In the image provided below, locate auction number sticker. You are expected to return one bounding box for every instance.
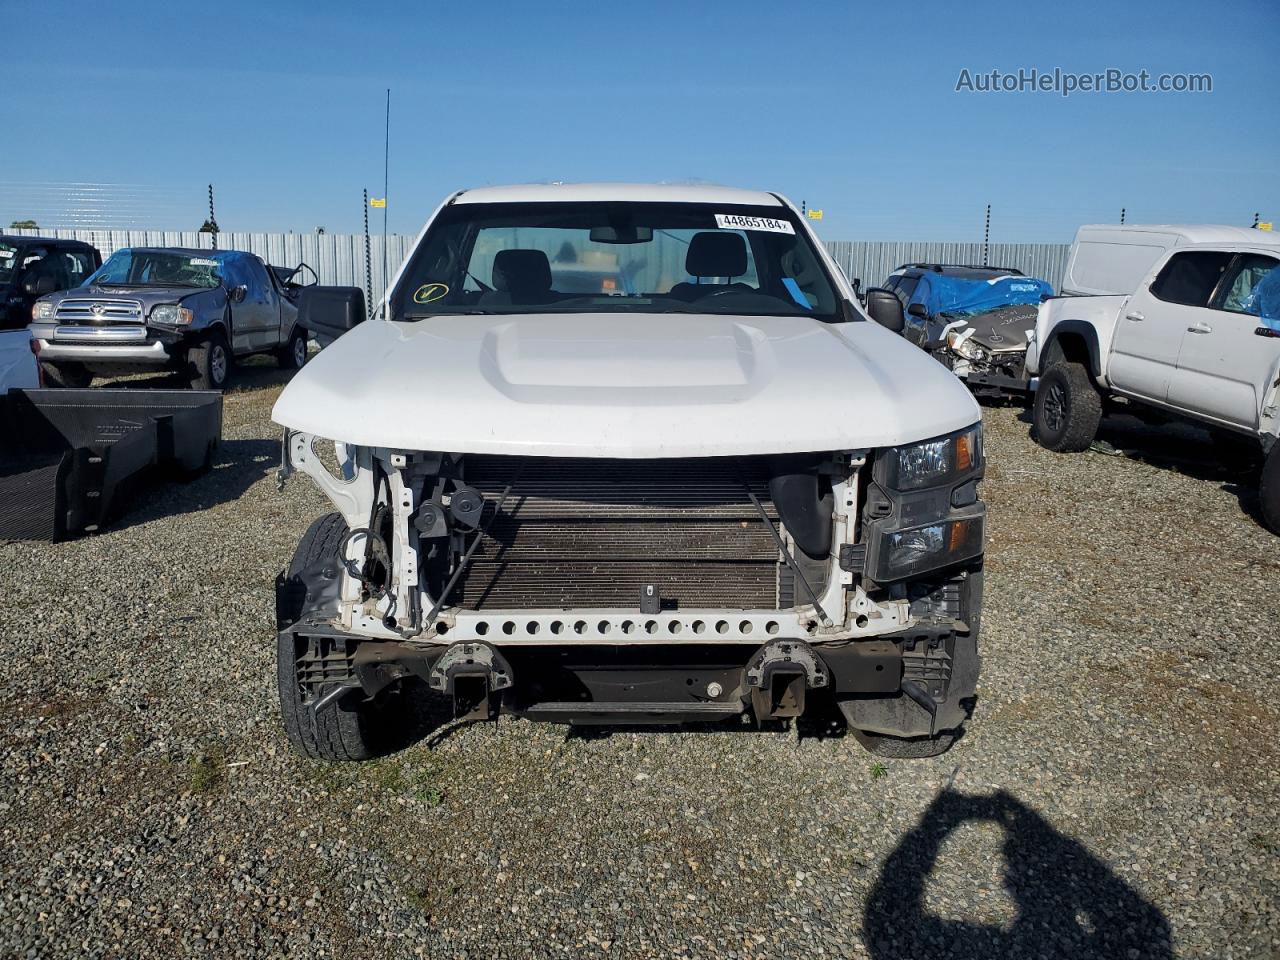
[714,214,795,235]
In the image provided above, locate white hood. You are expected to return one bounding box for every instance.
[272,314,980,457]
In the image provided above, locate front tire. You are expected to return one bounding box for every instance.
[1261,443,1280,535]
[187,329,231,391]
[857,729,958,758]
[1033,362,1102,452]
[277,512,398,761]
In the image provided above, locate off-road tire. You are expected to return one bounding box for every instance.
[1260,443,1280,535]
[187,329,231,391]
[277,512,393,761]
[276,326,309,371]
[40,361,92,388]
[1034,362,1102,452]
[858,729,958,758]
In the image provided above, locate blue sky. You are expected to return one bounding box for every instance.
[4,0,1277,241]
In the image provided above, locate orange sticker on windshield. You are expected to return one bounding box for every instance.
[412,282,449,304]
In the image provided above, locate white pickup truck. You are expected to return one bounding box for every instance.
[1026,224,1280,531]
[271,183,987,761]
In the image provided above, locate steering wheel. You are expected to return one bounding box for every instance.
[694,283,752,299]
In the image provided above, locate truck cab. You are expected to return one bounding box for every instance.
[1,236,101,330]
[1029,224,1280,531]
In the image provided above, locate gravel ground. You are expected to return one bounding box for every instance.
[1,360,1277,959]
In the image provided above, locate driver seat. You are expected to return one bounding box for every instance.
[668,232,749,301]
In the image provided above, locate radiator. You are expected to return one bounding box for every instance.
[456,456,782,610]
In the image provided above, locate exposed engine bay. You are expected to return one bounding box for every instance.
[279,433,928,644]
[937,304,1039,395]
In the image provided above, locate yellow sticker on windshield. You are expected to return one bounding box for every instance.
[412,283,449,304]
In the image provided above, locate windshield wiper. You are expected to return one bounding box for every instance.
[402,308,502,318]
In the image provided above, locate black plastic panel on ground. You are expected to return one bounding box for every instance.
[0,389,222,541]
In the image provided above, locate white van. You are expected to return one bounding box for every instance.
[1061,224,1272,296]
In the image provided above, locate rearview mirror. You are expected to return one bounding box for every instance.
[588,225,653,244]
[864,287,905,334]
[907,302,928,319]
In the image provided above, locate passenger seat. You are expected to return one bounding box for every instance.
[668,232,749,301]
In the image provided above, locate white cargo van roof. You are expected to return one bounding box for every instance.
[1062,224,1280,296]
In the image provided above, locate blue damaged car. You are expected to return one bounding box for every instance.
[876,263,1054,399]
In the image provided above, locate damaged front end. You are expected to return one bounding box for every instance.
[275,426,985,742]
[936,305,1038,399]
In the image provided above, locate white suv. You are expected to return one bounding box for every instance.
[1027,224,1280,531]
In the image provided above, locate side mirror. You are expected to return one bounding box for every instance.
[864,287,906,334]
[296,286,367,345]
[229,284,248,303]
[907,302,928,319]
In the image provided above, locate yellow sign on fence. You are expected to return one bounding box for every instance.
[369,197,387,209]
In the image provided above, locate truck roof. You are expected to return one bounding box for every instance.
[453,182,785,207]
[0,234,96,248]
[113,247,252,258]
[1075,224,1280,246]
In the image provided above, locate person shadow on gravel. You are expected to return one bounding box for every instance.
[864,789,1174,959]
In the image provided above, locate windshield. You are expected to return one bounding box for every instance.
[0,242,17,285]
[392,201,845,321]
[88,250,223,289]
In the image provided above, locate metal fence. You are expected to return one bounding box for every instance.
[826,241,1070,291]
[6,229,1072,301]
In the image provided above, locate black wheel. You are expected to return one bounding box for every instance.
[276,326,309,370]
[187,329,231,391]
[1261,443,1280,535]
[40,361,92,388]
[1033,362,1102,452]
[277,512,396,761]
[858,729,958,758]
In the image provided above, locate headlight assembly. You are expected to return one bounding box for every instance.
[946,330,988,361]
[871,512,984,581]
[32,300,53,321]
[880,424,983,492]
[151,304,194,325]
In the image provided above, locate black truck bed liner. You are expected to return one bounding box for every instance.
[0,389,222,540]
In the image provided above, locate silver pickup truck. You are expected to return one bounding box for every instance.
[29,247,312,389]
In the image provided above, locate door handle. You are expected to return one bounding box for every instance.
[1186,323,1212,334]
[1124,311,1144,321]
